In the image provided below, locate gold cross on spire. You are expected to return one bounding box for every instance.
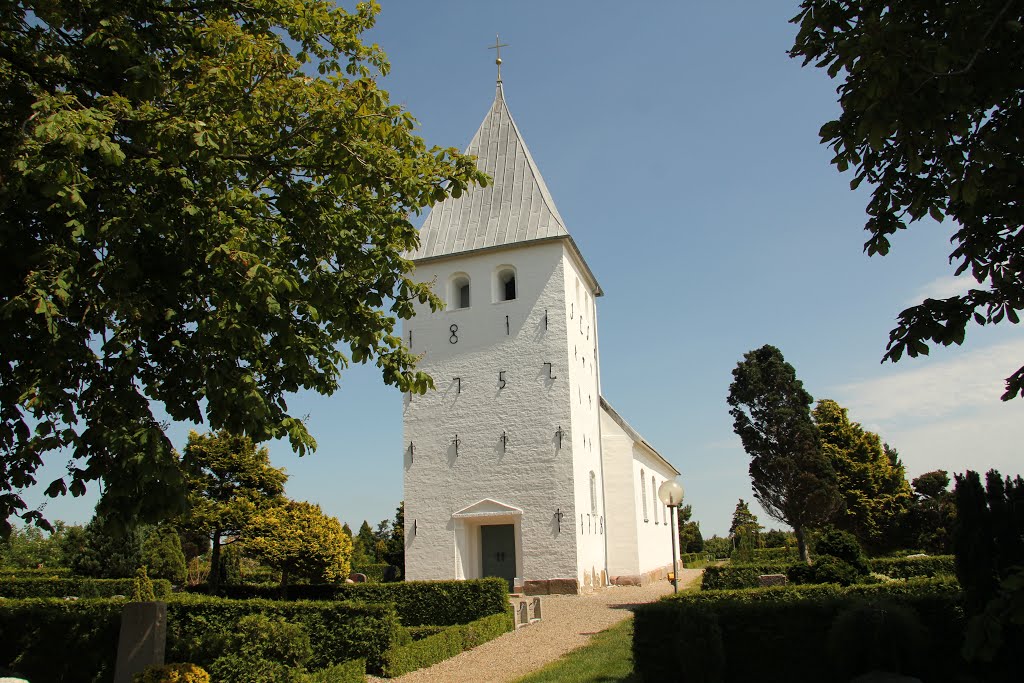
[489,34,509,83]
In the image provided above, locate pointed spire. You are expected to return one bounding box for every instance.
[410,85,570,261]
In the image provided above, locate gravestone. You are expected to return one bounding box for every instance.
[758,574,788,587]
[113,601,166,683]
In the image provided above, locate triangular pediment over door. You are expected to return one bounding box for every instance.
[451,499,524,519]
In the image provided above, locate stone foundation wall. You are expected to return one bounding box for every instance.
[609,562,674,587]
[523,578,580,595]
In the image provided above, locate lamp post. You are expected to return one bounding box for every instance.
[657,479,685,593]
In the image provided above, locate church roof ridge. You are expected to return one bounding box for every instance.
[408,83,571,260]
[600,397,680,477]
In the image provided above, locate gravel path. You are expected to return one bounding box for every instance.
[369,568,703,683]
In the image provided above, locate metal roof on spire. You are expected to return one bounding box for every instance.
[407,82,572,261]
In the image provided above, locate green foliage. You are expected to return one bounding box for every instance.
[954,469,1024,672]
[0,522,71,568]
[702,563,791,591]
[133,565,157,601]
[350,564,388,583]
[728,499,761,562]
[166,594,400,675]
[814,528,869,574]
[813,400,913,552]
[634,604,724,683]
[141,525,187,584]
[870,555,955,579]
[727,345,841,561]
[245,500,352,589]
[217,541,243,585]
[185,577,510,627]
[905,470,956,553]
[637,577,965,683]
[0,598,123,682]
[751,546,799,562]
[789,1,1024,401]
[179,430,287,590]
[826,601,927,679]
[351,520,377,566]
[299,659,366,683]
[382,501,405,573]
[134,663,211,683]
[381,611,513,677]
[762,528,797,548]
[810,556,860,586]
[61,514,144,578]
[0,576,171,599]
[207,614,312,683]
[702,535,732,559]
[0,0,488,535]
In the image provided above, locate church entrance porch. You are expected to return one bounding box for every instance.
[480,524,516,591]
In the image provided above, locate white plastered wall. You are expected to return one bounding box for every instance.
[402,240,580,584]
[632,447,679,575]
[561,246,608,589]
[600,407,641,577]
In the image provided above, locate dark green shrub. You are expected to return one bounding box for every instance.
[751,546,799,562]
[812,556,859,586]
[166,594,399,674]
[0,576,172,599]
[207,614,313,683]
[786,563,815,585]
[0,598,122,682]
[869,555,955,579]
[133,566,156,601]
[381,611,513,677]
[635,577,966,683]
[633,603,723,683]
[301,659,365,682]
[814,528,868,574]
[826,601,926,680]
[141,525,187,585]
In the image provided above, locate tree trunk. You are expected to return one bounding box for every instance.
[796,526,811,564]
[209,530,222,593]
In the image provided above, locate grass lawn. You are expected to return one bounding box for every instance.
[512,618,637,683]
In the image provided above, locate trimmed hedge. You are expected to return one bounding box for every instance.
[305,659,365,682]
[381,610,514,677]
[0,567,71,579]
[188,577,510,626]
[166,594,401,675]
[703,555,957,590]
[350,564,390,583]
[869,555,955,579]
[701,562,791,590]
[0,576,172,599]
[635,578,966,683]
[751,547,799,562]
[0,597,123,682]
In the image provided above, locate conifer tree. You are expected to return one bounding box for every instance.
[140,525,187,584]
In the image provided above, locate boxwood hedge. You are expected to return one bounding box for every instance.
[166,594,402,675]
[0,576,172,599]
[186,577,510,626]
[0,597,123,682]
[381,610,514,677]
[635,577,966,683]
[703,555,956,590]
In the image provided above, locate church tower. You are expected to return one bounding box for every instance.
[402,82,609,594]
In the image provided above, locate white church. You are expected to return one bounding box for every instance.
[402,79,682,594]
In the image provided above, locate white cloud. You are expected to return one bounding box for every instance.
[829,339,1024,480]
[904,274,971,307]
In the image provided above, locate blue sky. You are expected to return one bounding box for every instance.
[23,2,1021,538]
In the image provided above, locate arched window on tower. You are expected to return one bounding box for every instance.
[641,469,648,523]
[449,273,470,309]
[495,266,517,302]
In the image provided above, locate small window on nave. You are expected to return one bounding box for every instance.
[495,266,517,302]
[590,471,598,516]
[641,469,648,522]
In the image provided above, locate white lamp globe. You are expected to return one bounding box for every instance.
[657,479,684,507]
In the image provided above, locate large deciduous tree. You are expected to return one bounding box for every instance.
[813,399,913,552]
[0,0,487,535]
[728,345,841,562]
[179,430,286,591]
[245,500,351,593]
[789,1,1024,401]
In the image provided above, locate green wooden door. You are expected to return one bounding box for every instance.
[480,524,515,592]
